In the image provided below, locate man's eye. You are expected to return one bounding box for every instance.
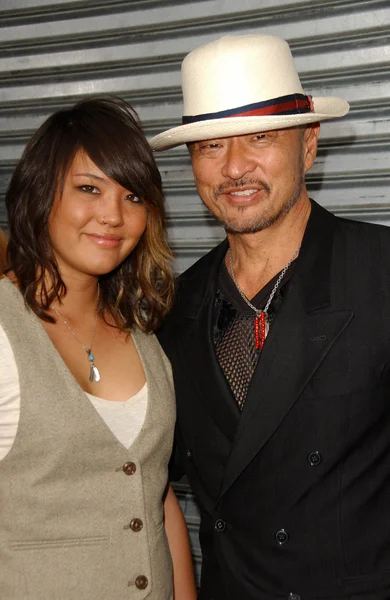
[253,134,266,141]
[199,143,221,152]
[79,185,99,194]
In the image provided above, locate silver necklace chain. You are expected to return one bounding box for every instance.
[51,289,101,383]
[228,247,300,316]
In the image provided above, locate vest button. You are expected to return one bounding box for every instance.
[135,575,148,589]
[130,518,143,532]
[275,528,289,545]
[214,518,226,532]
[123,461,137,475]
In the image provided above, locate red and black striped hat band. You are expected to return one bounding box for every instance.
[182,93,314,125]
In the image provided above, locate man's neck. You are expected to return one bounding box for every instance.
[226,196,311,298]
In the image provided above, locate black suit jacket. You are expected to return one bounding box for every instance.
[159,201,390,600]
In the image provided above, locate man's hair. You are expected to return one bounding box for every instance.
[6,96,174,333]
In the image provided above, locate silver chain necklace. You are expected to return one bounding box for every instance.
[228,247,300,350]
[51,290,101,383]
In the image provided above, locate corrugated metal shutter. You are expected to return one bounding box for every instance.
[1,0,389,582]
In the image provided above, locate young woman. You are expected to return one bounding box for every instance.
[0,97,196,599]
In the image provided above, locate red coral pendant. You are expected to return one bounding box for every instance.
[254,312,267,350]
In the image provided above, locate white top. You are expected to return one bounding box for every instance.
[86,385,147,449]
[0,324,147,459]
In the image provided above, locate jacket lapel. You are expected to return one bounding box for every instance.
[219,201,354,498]
[171,241,240,444]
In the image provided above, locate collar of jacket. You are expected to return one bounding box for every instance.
[175,198,337,321]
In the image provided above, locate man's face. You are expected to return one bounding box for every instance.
[189,125,319,234]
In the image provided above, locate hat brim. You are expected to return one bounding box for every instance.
[150,97,349,151]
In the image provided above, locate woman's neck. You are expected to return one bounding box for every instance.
[49,272,100,320]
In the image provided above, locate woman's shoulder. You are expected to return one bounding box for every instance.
[132,326,163,355]
[0,274,17,290]
[132,326,173,374]
[0,276,23,308]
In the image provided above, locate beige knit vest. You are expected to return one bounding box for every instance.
[0,278,175,600]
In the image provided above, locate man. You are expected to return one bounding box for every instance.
[151,34,390,600]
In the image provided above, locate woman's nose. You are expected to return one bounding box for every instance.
[98,196,124,227]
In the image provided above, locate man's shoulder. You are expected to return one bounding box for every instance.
[333,212,390,245]
[312,199,390,241]
[158,240,226,345]
[177,238,228,286]
[327,212,390,277]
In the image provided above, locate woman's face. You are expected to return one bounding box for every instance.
[48,150,148,281]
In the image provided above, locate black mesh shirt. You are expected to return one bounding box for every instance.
[213,259,295,410]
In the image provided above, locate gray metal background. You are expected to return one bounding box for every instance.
[1,0,389,581]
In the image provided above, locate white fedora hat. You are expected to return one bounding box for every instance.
[150,34,349,151]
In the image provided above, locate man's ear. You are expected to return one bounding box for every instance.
[303,122,320,173]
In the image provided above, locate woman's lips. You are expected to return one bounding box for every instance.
[86,233,122,248]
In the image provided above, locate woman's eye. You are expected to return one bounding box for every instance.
[126,193,142,203]
[78,185,100,194]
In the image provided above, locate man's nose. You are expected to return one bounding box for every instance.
[221,138,257,180]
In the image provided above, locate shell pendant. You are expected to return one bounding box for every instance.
[86,349,101,383]
[89,364,101,383]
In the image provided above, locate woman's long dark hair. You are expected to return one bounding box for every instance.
[0,227,8,274]
[6,96,174,332]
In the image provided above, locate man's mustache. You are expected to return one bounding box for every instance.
[214,179,271,197]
